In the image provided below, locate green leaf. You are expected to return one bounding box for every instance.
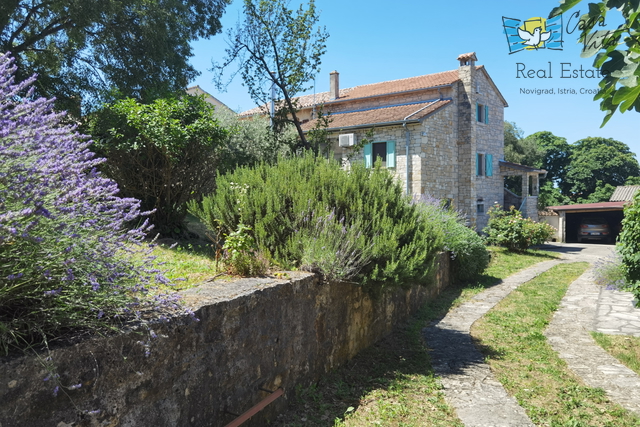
[549,0,584,18]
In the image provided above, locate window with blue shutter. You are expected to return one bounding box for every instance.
[476,153,483,176]
[486,154,493,176]
[476,102,480,122]
[364,143,372,168]
[386,141,396,168]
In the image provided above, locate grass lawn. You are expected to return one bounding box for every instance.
[591,333,640,376]
[150,242,221,291]
[472,262,640,426]
[272,247,559,426]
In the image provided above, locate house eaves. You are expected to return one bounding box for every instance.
[301,99,452,132]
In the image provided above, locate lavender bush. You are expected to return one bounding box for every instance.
[0,53,180,354]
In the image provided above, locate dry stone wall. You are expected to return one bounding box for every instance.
[0,254,450,427]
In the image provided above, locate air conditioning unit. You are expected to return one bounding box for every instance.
[338,133,355,147]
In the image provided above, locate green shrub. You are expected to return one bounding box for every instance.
[189,154,444,288]
[221,224,269,276]
[484,205,555,252]
[618,192,640,303]
[414,195,490,283]
[85,95,227,236]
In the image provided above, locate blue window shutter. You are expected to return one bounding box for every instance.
[476,153,480,176]
[486,154,493,176]
[364,143,372,168]
[485,105,490,124]
[386,141,396,168]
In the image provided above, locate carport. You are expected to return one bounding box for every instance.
[547,202,625,243]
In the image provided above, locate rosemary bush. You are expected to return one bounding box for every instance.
[190,154,443,288]
[0,53,180,354]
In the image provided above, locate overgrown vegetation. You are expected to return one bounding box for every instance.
[472,262,640,426]
[484,205,555,252]
[190,154,461,288]
[272,247,557,426]
[0,53,183,355]
[85,95,228,236]
[414,195,490,283]
[619,191,640,304]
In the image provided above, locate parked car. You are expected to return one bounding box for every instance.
[577,217,610,243]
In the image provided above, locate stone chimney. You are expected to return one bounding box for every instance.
[330,70,339,100]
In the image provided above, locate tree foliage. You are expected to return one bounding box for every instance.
[550,0,640,125]
[1,0,231,114]
[214,0,329,148]
[85,95,227,235]
[565,136,639,200]
[213,106,297,174]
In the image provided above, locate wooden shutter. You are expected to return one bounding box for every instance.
[386,141,396,168]
[486,154,493,176]
[364,143,372,168]
[485,105,490,124]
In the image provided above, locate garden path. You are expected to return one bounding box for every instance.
[424,243,640,426]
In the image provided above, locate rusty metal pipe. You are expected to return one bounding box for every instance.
[224,388,284,427]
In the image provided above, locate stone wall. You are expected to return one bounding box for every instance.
[0,254,451,427]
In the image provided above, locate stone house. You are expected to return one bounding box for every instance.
[241,52,543,230]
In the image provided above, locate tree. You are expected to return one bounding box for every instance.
[213,106,297,174]
[550,0,640,125]
[503,121,544,194]
[213,0,329,149]
[523,131,572,196]
[85,95,228,235]
[1,0,231,114]
[565,137,640,201]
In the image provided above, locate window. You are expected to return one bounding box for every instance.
[477,203,485,214]
[476,103,489,124]
[476,153,493,177]
[364,141,396,168]
[476,153,484,176]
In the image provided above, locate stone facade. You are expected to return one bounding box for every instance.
[299,53,508,230]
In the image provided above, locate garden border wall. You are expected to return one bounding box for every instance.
[0,253,450,427]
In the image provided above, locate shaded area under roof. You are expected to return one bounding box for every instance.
[300,100,452,131]
[547,201,627,212]
[499,160,546,174]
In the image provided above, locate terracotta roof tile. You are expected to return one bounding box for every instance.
[457,52,478,62]
[301,100,451,131]
[239,66,473,117]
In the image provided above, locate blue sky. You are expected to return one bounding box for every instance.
[188,0,639,157]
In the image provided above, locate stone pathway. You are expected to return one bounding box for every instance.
[546,264,640,415]
[424,243,640,426]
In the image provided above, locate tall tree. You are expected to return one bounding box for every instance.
[523,131,572,194]
[1,0,231,114]
[213,0,329,149]
[550,0,640,125]
[565,137,640,201]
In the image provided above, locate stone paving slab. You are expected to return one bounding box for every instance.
[545,266,640,415]
[423,259,562,427]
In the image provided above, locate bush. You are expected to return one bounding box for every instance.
[213,107,296,174]
[0,53,178,354]
[618,191,640,302]
[484,204,555,252]
[189,154,443,288]
[414,195,490,283]
[85,95,227,236]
